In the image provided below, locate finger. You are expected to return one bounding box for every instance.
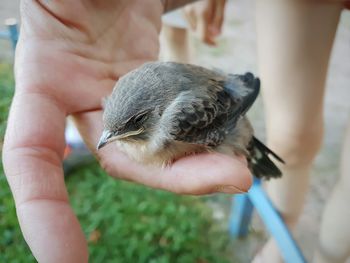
[3,91,88,263]
[74,110,252,195]
[196,8,217,46]
[210,0,226,36]
[197,0,220,46]
[163,152,252,195]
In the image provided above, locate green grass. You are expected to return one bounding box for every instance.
[0,62,234,262]
[0,63,14,141]
[67,164,231,263]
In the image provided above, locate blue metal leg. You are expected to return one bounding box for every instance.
[229,192,254,238]
[248,179,307,263]
[0,18,18,51]
[5,18,19,49]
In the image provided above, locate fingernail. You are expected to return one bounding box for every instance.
[216,185,247,194]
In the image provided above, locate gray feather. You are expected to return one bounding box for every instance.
[102,61,283,179]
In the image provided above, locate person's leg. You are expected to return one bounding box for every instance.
[254,1,342,262]
[313,119,350,263]
[159,24,193,63]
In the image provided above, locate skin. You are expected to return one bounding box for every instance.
[254,1,347,262]
[160,24,193,63]
[2,1,251,262]
[314,121,350,263]
[160,0,226,63]
[183,0,227,45]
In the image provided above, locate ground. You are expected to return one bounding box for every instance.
[0,0,350,262]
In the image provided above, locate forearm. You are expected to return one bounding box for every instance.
[161,0,200,13]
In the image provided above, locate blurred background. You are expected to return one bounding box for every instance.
[0,0,350,262]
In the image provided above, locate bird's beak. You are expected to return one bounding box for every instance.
[97,130,113,150]
[97,128,145,150]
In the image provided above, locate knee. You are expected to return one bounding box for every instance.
[267,124,323,167]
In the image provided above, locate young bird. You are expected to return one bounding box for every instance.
[97,62,284,179]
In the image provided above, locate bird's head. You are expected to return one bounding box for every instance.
[97,105,159,150]
[97,69,166,150]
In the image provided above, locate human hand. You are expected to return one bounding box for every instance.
[183,0,227,45]
[2,0,251,262]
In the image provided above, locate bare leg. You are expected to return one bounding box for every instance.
[254,1,342,262]
[159,23,193,63]
[313,119,350,263]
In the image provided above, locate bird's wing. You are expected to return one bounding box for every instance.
[164,74,259,147]
[169,63,260,119]
[163,83,240,147]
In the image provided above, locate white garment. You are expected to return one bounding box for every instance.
[162,9,188,29]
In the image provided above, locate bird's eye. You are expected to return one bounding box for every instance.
[133,111,149,126]
[115,126,124,132]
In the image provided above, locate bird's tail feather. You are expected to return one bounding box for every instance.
[247,136,284,179]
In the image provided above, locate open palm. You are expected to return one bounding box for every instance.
[2,1,251,262]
